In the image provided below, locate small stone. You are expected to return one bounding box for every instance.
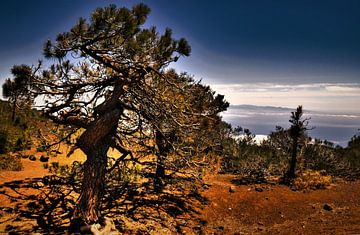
[255,187,263,192]
[258,221,264,226]
[290,186,297,191]
[39,155,49,162]
[36,182,45,188]
[323,203,333,211]
[29,155,36,161]
[229,186,236,193]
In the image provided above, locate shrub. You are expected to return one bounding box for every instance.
[13,137,26,151]
[344,135,360,169]
[0,154,23,171]
[36,139,48,152]
[294,170,332,190]
[0,130,8,154]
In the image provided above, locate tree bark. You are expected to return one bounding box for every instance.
[154,130,169,192]
[154,154,166,192]
[288,136,298,179]
[74,145,108,222]
[71,106,123,227]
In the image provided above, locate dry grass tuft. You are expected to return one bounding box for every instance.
[294,170,332,190]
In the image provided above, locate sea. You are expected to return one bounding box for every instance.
[222,105,360,147]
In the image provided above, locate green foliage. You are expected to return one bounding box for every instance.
[107,158,141,184]
[303,140,342,173]
[0,154,23,171]
[36,139,48,152]
[13,136,27,151]
[220,120,360,182]
[343,134,360,169]
[48,161,83,184]
[2,65,34,121]
[0,100,45,153]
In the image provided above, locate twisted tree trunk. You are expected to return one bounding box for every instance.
[154,130,169,192]
[74,144,108,222]
[71,106,122,228]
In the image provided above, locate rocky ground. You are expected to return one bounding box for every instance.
[0,154,360,234]
[200,174,360,234]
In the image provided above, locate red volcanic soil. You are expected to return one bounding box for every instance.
[200,174,360,234]
[0,155,360,234]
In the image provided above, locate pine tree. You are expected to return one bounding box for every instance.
[24,3,228,227]
[2,65,34,121]
[287,105,311,179]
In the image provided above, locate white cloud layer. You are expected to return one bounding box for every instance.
[210,83,360,113]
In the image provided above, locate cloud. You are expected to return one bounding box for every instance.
[210,82,360,113]
[212,82,360,93]
[325,85,360,92]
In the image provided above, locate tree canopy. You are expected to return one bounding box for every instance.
[2,64,34,121]
[24,3,228,225]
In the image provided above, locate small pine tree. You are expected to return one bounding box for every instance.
[2,65,34,121]
[287,105,311,180]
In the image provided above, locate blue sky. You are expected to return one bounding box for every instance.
[1,0,360,113]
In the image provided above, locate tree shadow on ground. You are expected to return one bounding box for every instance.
[0,173,209,234]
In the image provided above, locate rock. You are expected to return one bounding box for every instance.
[203,184,210,190]
[35,181,45,188]
[216,226,224,230]
[255,187,263,192]
[323,203,333,211]
[29,155,36,161]
[290,185,297,191]
[229,186,236,193]
[39,155,49,162]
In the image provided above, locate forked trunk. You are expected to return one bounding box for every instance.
[70,106,122,229]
